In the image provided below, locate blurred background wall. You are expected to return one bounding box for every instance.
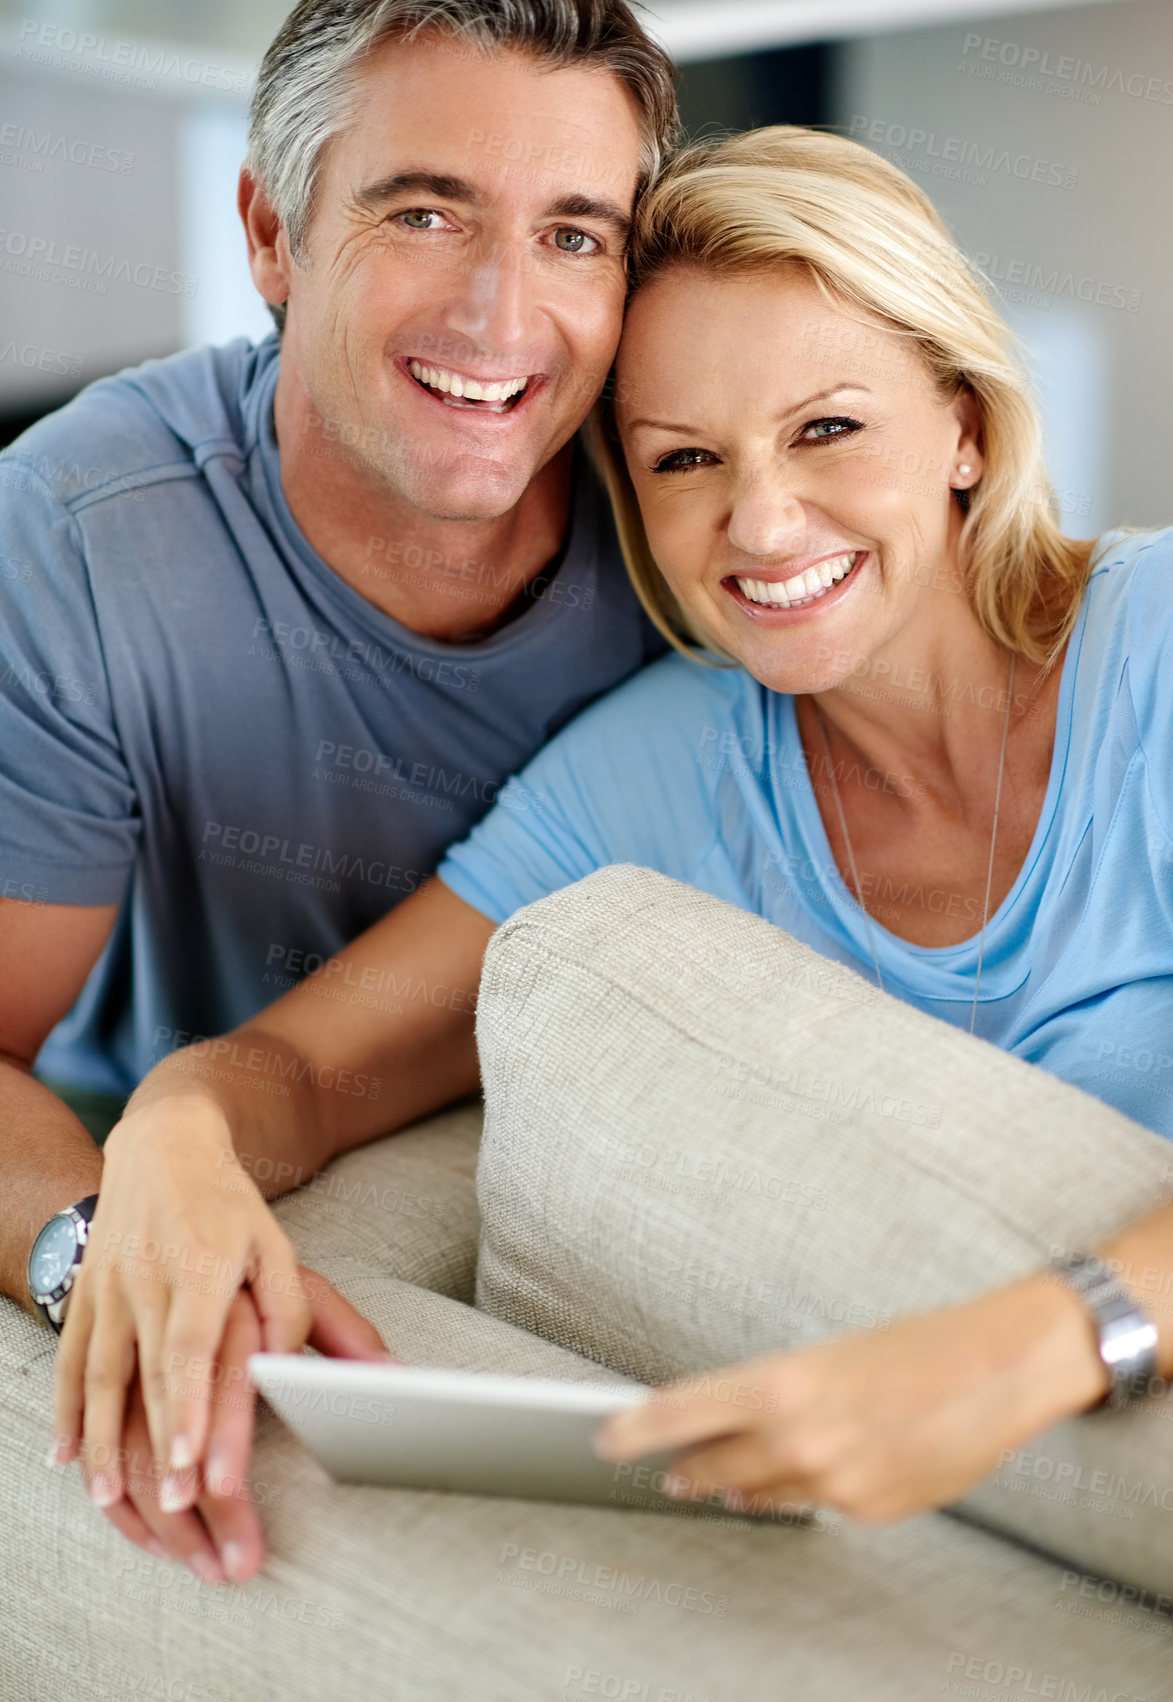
[0,0,1168,534]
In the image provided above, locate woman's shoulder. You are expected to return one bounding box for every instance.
[550,646,755,752]
[1088,525,1173,748]
[1090,523,1173,577]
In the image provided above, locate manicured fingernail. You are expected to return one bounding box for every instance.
[190,1552,225,1587]
[664,1474,691,1499]
[205,1454,234,1497]
[45,1441,67,1468]
[159,1475,188,1513]
[146,1539,169,1561]
[221,1542,248,1582]
[169,1436,195,1471]
[88,1473,121,1508]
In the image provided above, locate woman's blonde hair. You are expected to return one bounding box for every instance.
[586,124,1096,668]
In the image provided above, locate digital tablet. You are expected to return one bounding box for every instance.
[249,1354,776,1520]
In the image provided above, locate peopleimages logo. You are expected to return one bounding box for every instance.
[0,227,197,296]
[848,114,1077,189]
[0,121,135,173]
[960,33,1173,105]
[16,20,251,95]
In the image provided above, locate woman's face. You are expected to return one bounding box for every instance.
[614,264,984,696]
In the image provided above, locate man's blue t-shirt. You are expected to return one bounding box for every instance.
[0,334,663,1094]
[440,528,1173,1139]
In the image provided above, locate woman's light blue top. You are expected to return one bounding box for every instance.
[439,529,1173,1138]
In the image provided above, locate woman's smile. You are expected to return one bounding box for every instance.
[723,548,867,619]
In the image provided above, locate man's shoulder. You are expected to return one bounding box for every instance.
[0,334,278,512]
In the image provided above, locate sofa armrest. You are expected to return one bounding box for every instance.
[272,1098,482,1303]
[474,866,1173,1594]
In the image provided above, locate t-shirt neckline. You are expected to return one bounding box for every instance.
[249,346,594,662]
[779,575,1093,990]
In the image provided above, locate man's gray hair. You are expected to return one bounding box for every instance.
[247,0,679,331]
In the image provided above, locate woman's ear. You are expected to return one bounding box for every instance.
[950,384,984,491]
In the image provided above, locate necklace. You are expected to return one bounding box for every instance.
[812,651,1016,1035]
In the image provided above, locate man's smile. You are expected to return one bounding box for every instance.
[398,354,545,419]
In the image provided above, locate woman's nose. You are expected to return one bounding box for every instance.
[726,477,807,560]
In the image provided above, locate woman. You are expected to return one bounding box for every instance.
[51,126,1173,1578]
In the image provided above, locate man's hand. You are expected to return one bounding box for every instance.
[72,1266,393,1583]
[593,1274,1110,1522]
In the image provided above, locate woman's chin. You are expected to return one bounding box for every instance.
[705,625,851,697]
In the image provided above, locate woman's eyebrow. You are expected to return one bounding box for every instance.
[625,384,873,435]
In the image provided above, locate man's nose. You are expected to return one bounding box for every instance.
[441,239,535,362]
[726,473,807,560]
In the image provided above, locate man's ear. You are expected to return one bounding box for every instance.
[238,166,293,313]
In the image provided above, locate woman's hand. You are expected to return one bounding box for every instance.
[50,1095,324,1513]
[79,1270,392,1584]
[594,1274,1111,1522]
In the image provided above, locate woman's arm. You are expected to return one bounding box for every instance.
[119,875,497,1187]
[596,1201,1173,1521]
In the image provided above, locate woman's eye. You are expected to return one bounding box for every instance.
[650,448,715,475]
[801,416,863,444]
[551,227,599,255]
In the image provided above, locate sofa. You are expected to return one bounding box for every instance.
[4,865,1173,1701]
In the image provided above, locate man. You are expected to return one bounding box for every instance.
[3,0,676,1577]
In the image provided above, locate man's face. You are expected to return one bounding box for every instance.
[280,30,644,520]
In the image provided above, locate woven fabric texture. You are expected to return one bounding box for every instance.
[5,1266,1172,1699]
[475,865,1173,1596]
[4,941,1172,1698]
[271,1099,483,1302]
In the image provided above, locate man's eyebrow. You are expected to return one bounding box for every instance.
[625,384,873,434]
[542,191,631,243]
[353,171,631,242]
[354,169,484,210]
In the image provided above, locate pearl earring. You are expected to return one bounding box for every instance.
[958,463,972,477]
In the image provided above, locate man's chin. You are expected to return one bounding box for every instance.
[400,462,535,525]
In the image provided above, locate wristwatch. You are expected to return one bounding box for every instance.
[1049,1250,1160,1409]
[27,1194,100,1334]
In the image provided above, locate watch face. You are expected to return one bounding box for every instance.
[30,1215,78,1295]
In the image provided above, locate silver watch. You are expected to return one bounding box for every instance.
[1049,1251,1159,1409]
[27,1194,100,1334]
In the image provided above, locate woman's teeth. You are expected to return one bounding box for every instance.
[735,552,861,609]
[408,359,528,411]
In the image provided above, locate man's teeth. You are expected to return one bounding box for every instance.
[735,552,860,609]
[408,359,528,404]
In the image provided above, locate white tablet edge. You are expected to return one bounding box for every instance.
[249,1353,653,1417]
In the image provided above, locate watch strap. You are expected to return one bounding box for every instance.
[1049,1250,1160,1410]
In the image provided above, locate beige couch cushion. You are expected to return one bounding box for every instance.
[5,1257,1173,1701]
[272,1098,483,1302]
[475,865,1173,1596]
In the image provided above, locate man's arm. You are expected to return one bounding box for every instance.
[0,897,118,1317]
